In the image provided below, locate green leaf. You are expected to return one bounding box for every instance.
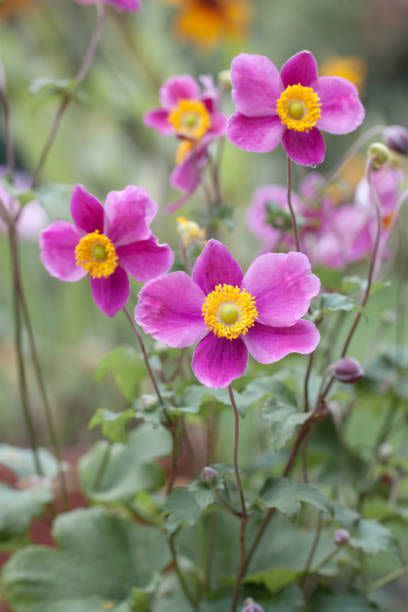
[176,385,231,415]
[2,508,170,612]
[164,488,201,533]
[307,589,378,611]
[349,519,395,555]
[29,77,77,97]
[261,402,309,450]
[245,567,302,594]
[259,477,330,517]
[0,444,59,479]
[79,424,171,502]
[89,408,136,443]
[94,345,146,401]
[319,292,358,314]
[0,484,52,542]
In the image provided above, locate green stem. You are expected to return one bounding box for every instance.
[169,532,199,610]
[368,565,408,593]
[286,156,301,251]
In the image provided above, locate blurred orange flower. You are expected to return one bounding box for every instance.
[162,0,251,49]
[0,0,34,20]
[320,56,367,93]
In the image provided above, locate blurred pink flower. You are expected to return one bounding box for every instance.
[0,170,47,240]
[76,0,141,11]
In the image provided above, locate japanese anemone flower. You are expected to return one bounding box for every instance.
[227,50,365,166]
[135,240,320,388]
[40,185,173,317]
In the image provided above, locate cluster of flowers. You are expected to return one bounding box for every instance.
[34,48,406,391]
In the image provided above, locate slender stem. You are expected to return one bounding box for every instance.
[319,162,383,401]
[165,424,179,496]
[286,157,301,251]
[30,3,105,187]
[228,385,248,612]
[8,225,43,475]
[0,84,15,177]
[303,352,314,412]
[169,533,199,610]
[368,565,408,593]
[19,288,69,508]
[302,512,323,583]
[92,441,112,490]
[312,547,340,573]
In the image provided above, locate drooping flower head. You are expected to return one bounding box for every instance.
[40,185,173,317]
[0,169,48,240]
[227,50,365,166]
[135,240,320,388]
[76,0,140,11]
[144,75,226,207]
[161,0,250,49]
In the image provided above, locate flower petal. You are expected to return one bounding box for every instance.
[192,335,248,388]
[243,320,320,364]
[135,272,207,348]
[160,75,200,109]
[171,146,208,194]
[242,251,320,327]
[70,184,104,234]
[315,76,365,134]
[104,186,157,247]
[227,113,284,153]
[231,53,283,117]
[40,221,85,282]
[117,236,174,281]
[248,185,301,247]
[282,128,325,167]
[143,108,172,135]
[89,266,130,317]
[192,240,243,294]
[280,50,318,87]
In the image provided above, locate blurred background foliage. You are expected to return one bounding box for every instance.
[0,0,407,462]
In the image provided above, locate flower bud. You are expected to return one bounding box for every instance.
[242,599,264,612]
[368,142,390,169]
[218,69,232,90]
[384,125,408,157]
[334,528,351,546]
[200,466,219,483]
[176,216,206,248]
[331,357,363,384]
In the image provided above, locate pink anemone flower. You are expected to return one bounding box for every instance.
[76,0,141,11]
[0,169,47,240]
[40,185,174,317]
[227,50,365,166]
[135,240,320,388]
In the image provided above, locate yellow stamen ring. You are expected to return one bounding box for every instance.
[169,99,211,140]
[75,230,118,279]
[202,284,258,340]
[276,84,321,132]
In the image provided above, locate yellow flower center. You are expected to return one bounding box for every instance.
[75,230,118,279]
[276,84,321,132]
[169,99,211,140]
[202,284,258,340]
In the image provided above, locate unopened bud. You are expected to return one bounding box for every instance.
[242,599,264,612]
[368,142,390,169]
[218,69,232,90]
[200,466,219,483]
[331,357,364,384]
[384,125,408,157]
[334,528,351,546]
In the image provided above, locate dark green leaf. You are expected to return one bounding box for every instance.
[94,345,146,401]
[259,477,330,517]
[89,408,136,443]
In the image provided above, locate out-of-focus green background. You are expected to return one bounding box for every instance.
[0,0,407,450]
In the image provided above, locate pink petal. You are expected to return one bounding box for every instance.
[192,335,248,388]
[106,0,141,10]
[143,109,172,135]
[298,172,325,200]
[117,235,174,281]
[192,240,243,295]
[315,76,365,134]
[242,252,320,327]
[160,76,200,109]
[135,272,207,348]
[248,185,301,246]
[209,112,227,137]
[171,147,208,194]
[231,54,283,117]
[40,221,85,282]
[104,186,157,247]
[70,184,104,234]
[227,113,284,153]
[280,50,318,88]
[282,128,325,166]
[243,320,320,364]
[89,266,130,317]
